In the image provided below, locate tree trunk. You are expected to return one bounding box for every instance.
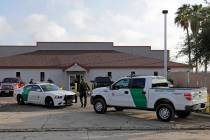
[186,28,192,69]
[204,58,208,88]
[196,60,198,72]
[204,58,208,73]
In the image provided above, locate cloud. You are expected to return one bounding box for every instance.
[24,14,69,41]
[0,0,204,63]
[65,8,93,30]
[0,16,12,37]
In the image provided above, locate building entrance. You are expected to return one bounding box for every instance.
[69,73,84,92]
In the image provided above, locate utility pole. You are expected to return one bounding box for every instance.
[162,10,168,79]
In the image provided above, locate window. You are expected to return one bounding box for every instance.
[112,79,129,89]
[131,78,145,88]
[24,85,32,91]
[40,72,45,82]
[154,71,158,76]
[16,72,21,78]
[2,78,19,83]
[152,83,168,88]
[41,84,59,92]
[31,85,42,92]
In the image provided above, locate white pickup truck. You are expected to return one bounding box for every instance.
[90,76,208,121]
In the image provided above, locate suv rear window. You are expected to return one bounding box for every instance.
[2,78,19,83]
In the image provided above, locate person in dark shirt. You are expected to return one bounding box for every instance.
[47,78,54,83]
[29,79,34,84]
[79,78,90,108]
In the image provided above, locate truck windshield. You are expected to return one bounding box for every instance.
[41,84,59,92]
[2,78,19,83]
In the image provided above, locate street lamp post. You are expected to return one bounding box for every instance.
[162,10,168,79]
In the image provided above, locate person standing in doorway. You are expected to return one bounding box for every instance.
[79,78,90,108]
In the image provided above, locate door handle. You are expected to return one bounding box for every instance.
[124,91,129,94]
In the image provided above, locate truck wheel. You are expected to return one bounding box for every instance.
[17,95,25,105]
[115,107,124,111]
[176,111,191,118]
[156,104,175,122]
[45,97,54,108]
[93,98,107,114]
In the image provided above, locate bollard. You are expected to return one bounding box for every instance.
[206,95,210,114]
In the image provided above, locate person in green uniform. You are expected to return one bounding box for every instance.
[79,78,90,108]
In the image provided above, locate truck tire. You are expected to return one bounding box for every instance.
[115,107,124,111]
[156,104,175,122]
[176,111,191,118]
[93,98,107,114]
[17,95,25,105]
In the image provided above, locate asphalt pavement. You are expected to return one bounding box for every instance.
[0,97,210,132]
[0,130,210,140]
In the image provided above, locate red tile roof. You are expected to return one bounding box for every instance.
[0,50,189,69]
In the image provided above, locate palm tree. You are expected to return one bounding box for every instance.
[196,19,210,72]
[189,4,203,72]
[195,6,210,72]
[175,4,192,67]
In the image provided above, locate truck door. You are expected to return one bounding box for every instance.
[129,78,147,108]
[109,78,134,107]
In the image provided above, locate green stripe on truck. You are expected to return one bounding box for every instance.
[130,88,147,108]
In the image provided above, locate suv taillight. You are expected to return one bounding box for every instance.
[16,83,20,88]
[16,83,24,88]
[184,93,192,101]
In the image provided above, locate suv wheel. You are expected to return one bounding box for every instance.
[176,111,191,118]
[156,104,175,122]
[93,98,107,114]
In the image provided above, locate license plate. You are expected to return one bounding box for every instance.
[5,90,9,93]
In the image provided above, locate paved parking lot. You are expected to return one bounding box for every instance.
[0,97,210,131]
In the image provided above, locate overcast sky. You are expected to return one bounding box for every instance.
[0,0,207,63]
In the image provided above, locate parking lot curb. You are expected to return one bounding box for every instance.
[0,126,210,132]
[192,112,210,118]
